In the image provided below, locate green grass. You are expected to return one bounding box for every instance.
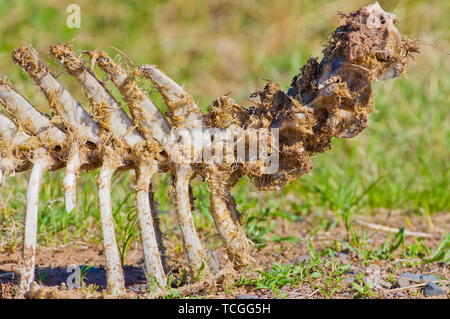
[235,243,353,298]
[0,0,448,298]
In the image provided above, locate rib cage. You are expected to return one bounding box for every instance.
[0,3,418,297]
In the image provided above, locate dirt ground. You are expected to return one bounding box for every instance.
[0,210,448,299]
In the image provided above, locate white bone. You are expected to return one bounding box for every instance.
[63,144,82,213]
[97,163,126,295]
[12,47,100,144]
[136,162,167,291]
[19,149,54,295]
[0,81,66,145]
[173,164,210,278]
[139,65,204,128]
[50,44,142,147]
[93,51,170,144]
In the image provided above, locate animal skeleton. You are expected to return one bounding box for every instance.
[0,3,418,296]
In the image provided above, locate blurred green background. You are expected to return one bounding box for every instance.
[0,0,448,246]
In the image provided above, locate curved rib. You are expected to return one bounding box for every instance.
[50,43,142,148]
[136,162,167,291]
[63,144,83,213]
[12,47,103,212]
[173,164,210,279]
[92,51,210,279]
[90,50,170,144]
[0,113,32,188]
[96,162,126,295]
[19,150,54,295]
[206,166,253,268]
[0,79,66,146]
[139,64,204,128]
[138,64,210,278]
[12,46,100,144]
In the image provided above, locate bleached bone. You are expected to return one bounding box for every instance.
[138,65,213,275]
[50,43,168,292]
[93,51,210,278]
[0,80,70,295]
[206,166,252,267]
[140,66,252,268]
[19,148,54,294]
[139,64,204,128]
[2,46,128,295]
[0,113,32,179]
[96,158,126,295]
[0,80,66,147]
[49,44,133,294]
[12,46,101,213]
[171,163,210,277]
[63,144,84,213]
[88,51,170,143]
[50,43,142,147]
[135,161,167,289]
[12,46,100,144]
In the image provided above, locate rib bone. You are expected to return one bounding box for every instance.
[139,65,204,128]
[0,79,66,148]
[50,43,168,291]
[19,149,54,295]
[12,46,102,213]
[140,66,251,269]
[93,51,210,278]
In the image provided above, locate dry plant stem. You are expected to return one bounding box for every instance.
[19,150,54,295]
[136,162,167,290]
[354,219,437,239]
[148,265,236,299]
[97,162,126,295]
[174,164,210,278]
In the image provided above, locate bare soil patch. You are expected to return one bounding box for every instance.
[1,211,448,299]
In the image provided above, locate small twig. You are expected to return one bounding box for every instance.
[387,280,449,292]
[148,267,236,299]
[354,219,439,239]
[300,288,320,299]
[388,282,427,292]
